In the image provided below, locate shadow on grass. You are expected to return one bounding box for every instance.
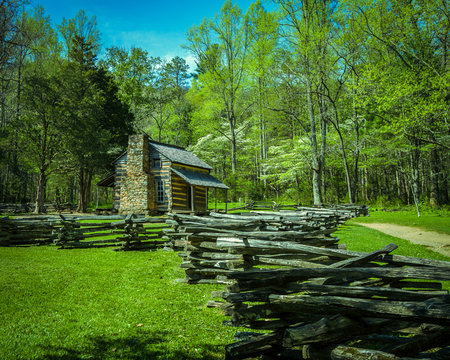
[37,330,224,360]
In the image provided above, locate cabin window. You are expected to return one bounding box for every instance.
[156,180,165,203]
[152,159,161,169]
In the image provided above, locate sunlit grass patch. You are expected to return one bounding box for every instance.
[353,209,450,235]
[0,246,238,360]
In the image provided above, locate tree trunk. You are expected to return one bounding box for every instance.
[319,93,327,202]
[351,73,360,203]
[395,166,402,199]
[410,148,421,217]
[338,130,354,204]
[330,109,354,204]
[352,128,360,203]
[440,151,449,204]
[306,77,322,205]
[384,168,391,201]
[78,169,92,213]
[229,112,237,175]
[429,147,440,208]
[35,170,46,214]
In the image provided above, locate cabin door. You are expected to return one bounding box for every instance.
[187,185,192,210]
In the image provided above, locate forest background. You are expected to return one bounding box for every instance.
[0,0,448,213]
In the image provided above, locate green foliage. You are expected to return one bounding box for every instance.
[1,0,448,209]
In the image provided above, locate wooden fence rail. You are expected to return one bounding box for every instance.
[217,243,450,360]
[0,202,76,214]
[164,209,450,360]
[163,210,346,284]
[0,214,167,250]
[228,202,369,218]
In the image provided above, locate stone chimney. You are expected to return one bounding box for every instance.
[119,134,155,214]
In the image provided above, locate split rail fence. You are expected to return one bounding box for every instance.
[164,209,450,360]
[0,214,167,251]
[0,202,75,214]
[163,210,346,284]
[229,202,369,218]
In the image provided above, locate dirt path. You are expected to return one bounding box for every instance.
[358,223,450,258]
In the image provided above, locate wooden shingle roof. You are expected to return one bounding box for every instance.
[171,168,229,189]
[149,141,213,170]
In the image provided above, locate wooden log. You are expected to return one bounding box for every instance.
[206,301,235,311]
[405,346,450,360]
[330,346,401,360]
[224,266,450,282]
[133,217,166,223]
[283,315,362,347]
[59,242,122,249]
[252,255,327,268]
[380,254,450,268]
[217,237,349,258]
[329,243,398,268]
[221,282,448,303]
[209,212,283,221]
[198,229,338,241]
[390,280,443,291]
[223,319,297,331]
[185,268,232,276]
[181,259,245,270]
[0,231,55,240]
[269,294,450,324]
[221,289,274,303]
[229,303,320,323]
[363,325,450,357]
[185,241,228,252]
[78,232,118,239]
[185,252,243,260]
[68,215,126,221]
[225,332,282,360]
[279,283,448,301]
[184,278,218,284]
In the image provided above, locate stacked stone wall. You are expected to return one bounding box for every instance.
[119,135,155,214]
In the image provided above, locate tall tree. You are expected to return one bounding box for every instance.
[274,0,337,204]
[246,0,279,188]
[59,28,133,212]
[101,46,159,123]
[160,56,192,145]
[21,72,63,213]
[186,0,250,174]
[18,6,63,213]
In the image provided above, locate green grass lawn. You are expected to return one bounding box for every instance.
[0,247,238,360]
[352,209,450,235]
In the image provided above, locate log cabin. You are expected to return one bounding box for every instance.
[97,134,228,214]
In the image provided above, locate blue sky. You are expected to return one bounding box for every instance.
[31,0,259,70]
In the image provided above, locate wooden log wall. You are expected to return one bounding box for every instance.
[0,215,168,251]
[171,168,208,212]
[113,155,128,210]
[171,172,189,210]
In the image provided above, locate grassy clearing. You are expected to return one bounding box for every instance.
[336,223,450,291]
[0,247,238,360]
[336,223,449,261]
[353,209,450,235]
